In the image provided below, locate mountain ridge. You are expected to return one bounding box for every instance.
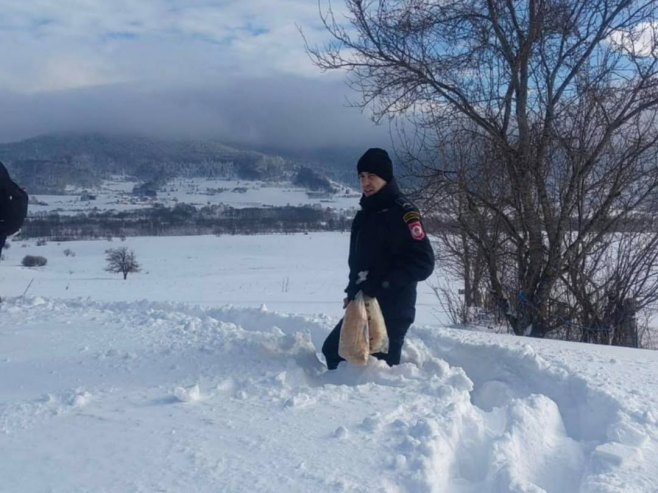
[0,133,341,194]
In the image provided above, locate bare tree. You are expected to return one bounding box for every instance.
[105,247,141,280]
[308,0,658,343]
[564,228,658,344]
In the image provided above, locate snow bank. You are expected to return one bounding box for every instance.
[1,297,657,492]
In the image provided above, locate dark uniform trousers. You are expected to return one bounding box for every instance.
[322,318,411,369]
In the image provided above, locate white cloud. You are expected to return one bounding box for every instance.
[0,76,389,150]
[0,0,388,149]
[0,0,334,93]
[609,21,658,57]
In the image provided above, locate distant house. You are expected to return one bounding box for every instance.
[80,190,97,201]
[306,191,333,199]
[132,182,158,198]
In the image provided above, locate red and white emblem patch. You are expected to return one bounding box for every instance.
[408,221,425,240]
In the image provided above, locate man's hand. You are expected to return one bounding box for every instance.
[360,280,380,299]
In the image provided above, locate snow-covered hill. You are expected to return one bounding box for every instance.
[1,233,657,492]
[29,176,359,217]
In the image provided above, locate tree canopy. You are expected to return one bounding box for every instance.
[309,0,658,344]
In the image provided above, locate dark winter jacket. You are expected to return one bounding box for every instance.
[0,162,11,249]
[0,161,28,238]
[345,179,435,324]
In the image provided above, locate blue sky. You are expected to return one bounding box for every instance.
[0,0,389,150]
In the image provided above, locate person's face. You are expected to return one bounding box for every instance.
[359,172,387,197]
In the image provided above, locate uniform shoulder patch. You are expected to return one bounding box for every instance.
[407,221,426,241]
[395,196,426,240]
[403,210,421,223]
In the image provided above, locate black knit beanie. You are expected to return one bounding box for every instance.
[357,148,393,182]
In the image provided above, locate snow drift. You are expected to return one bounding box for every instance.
[2,296,657,492]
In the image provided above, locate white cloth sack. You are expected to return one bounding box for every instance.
[338,291,370,365]
[364,295,388,354]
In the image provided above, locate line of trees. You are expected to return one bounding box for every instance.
[21,203,353,240]
[309,0,658,347]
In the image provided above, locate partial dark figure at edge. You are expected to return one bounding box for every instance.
[0,161,29,260]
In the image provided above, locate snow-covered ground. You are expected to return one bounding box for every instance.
[29,177,360,216]
[1,233,657,493]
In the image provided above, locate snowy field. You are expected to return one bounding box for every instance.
[29,177,360,216]
[1,233,658,493]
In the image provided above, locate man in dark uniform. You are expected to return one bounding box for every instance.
[322,148,435,369]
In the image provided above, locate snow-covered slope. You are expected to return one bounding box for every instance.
[29,177,359,216]
[1,233,657,492]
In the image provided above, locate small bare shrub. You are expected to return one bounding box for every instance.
[22,255,48,267]
[63,248,76,257]
[36,239,47,246]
